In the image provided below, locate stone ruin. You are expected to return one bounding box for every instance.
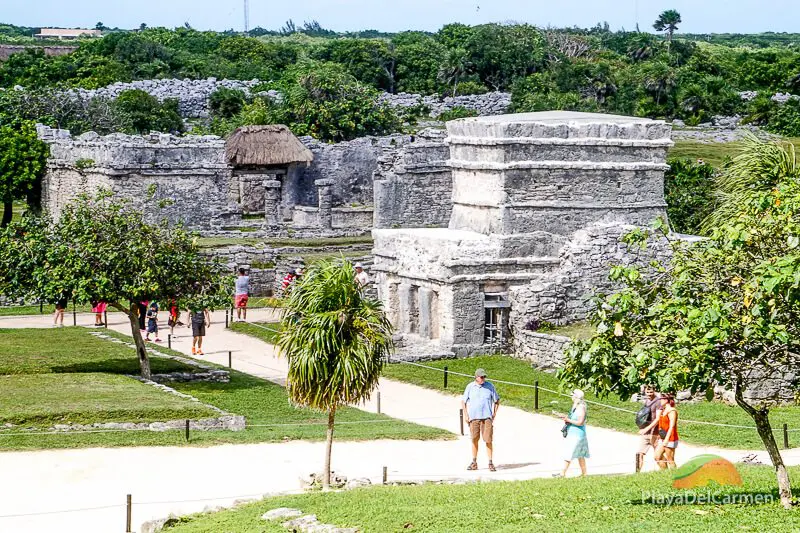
[373,111,676,358]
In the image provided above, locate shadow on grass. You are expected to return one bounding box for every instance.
[50,359,193,375]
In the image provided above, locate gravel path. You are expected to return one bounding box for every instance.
[1,310,798,532]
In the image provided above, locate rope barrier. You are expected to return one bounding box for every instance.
[398,361,796,432]
[0,504,124,518]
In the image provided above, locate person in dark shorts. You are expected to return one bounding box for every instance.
[145,302,161,342]
[186,307,210,355]
[53,292,68,327]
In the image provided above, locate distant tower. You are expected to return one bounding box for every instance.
[244,0,250,33]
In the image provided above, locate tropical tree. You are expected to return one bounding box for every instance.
[653,10,682,44]
[277,259,393,489]
[0,121,49,226]
[0,191,229,379]
[437,47,471,97]
[559,138,800,509]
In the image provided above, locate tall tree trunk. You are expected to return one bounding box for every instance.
[1,201,12,227]
[118,301,151,380]
[735,382,793,509]
[323,406,336,490]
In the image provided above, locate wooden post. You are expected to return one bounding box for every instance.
[784,424,790,450]
[443,366,448,389]
[167,334,172,349]
[382,466,388,484]
[185,419,190,442]
[225,309,229,328]
[39,300,43,314]
[534,381,539,411]
[72,300,77,326]
[459,408,464,436]
[126,494,132,533]
[228,351,232,368]
[103,311,108,329]
[377,391,381,414]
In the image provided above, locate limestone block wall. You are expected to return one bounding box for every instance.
[373,129,453,229]
[511,330,571,369]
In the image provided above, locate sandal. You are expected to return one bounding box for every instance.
[467,461,478,471]
[488,462,496,472]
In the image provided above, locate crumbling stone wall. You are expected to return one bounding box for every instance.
[373,128,452,229]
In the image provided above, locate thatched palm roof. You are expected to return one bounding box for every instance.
[225,125,313,167]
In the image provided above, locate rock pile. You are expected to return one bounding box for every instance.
[379,91,511,117]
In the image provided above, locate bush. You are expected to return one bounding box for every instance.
[664,158,718,235]
[208,87,246,119]
[113,89,184,134]
[436,106,478,121]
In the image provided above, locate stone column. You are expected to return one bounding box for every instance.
[418,287,433,339]
[263,179,282,225]
[315,178,334,230]
[398,283,413,334]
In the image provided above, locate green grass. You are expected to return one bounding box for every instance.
[195,237,262,248]
[540,321,595,340]
[0,373,216,427]
[0,327,448,450]
[382,355,800,449]
[668,138,800,168]
[0,327,194,375]
[248,297,284,308]
[230,321,282,344]
[165,465,800,532]
[263,236,373,248]
[221,226,260,232]
[0,303,94,316]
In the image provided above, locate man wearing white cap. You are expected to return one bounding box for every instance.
[462,368,500,472]
[354,263,369,288]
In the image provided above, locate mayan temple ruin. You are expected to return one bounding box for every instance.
[373,111,675,359]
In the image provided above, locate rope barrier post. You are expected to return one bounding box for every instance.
[784,424,790,450]
[104,311,108,329]
[72,300,77,326]
[126,494,132,533]
[185,419,190,442]
[168,334,172,350]
[459,408,464,436]
[377,391,381,414]
[39,300,43,314]
[225,309,229,329]
[534,381,539,411]
[382,466,388,484]
[443,366,448,389]
[228,351,232,369]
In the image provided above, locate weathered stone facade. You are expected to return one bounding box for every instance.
[373,111,676,358]
[511,330,572,370]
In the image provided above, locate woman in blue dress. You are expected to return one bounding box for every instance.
[558,389,590,477]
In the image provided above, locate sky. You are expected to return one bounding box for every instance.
[2,0,799,35]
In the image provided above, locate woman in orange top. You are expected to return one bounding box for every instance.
[655,393,679,469]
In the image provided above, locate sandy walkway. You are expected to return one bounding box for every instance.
[1,310,797,532]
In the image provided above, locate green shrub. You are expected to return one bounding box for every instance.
[436,106,479,121]
[664,158,718,235]
[113,89,184,134]
[208,87,246,119]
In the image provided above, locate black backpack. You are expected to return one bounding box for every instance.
[635,404,652,428]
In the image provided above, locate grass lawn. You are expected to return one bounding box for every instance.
[0,327,448,450]
[540,321,595,340]
[164,465,800,532]
[0,373,215,427]
[0,303,94,317]
[382,355,800,450]
[230,321,283,344]
[0,327,194,375]
[669,137,800,168]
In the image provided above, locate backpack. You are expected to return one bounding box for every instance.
[635,404,652,429]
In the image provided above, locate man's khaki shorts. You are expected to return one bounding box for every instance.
[638,432,658,454]
[469,418,493,444]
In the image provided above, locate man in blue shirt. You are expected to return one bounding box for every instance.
[462,368,500,472]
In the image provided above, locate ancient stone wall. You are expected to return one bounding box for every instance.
[373,128,452,229]
[511,330,571,369]
[0,44,77,60]
[379,91,511,117]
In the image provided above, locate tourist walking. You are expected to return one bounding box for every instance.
[52,291,68,327]
[462,368,500,472]
[145,302,161,342]
[635,385,661,472]
[281,269,298,295]
[187,307,211,355]
[234,268,250,322]
[92,300,107,327]
[641,393,679,469]
[355,263,369,288]
[558,389,590,477]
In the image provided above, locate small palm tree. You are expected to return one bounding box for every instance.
[702,135,800,232]
[438,47,471,97]
[277,259,393,489]
[653,10,682,44]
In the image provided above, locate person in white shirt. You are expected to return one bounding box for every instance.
[355,263,369,288]
[234,268,250,322]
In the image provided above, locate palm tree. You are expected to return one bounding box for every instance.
[277,259,393,489]
[438,48,471,97]
[702,135,800,232]
[653,10,682,44]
